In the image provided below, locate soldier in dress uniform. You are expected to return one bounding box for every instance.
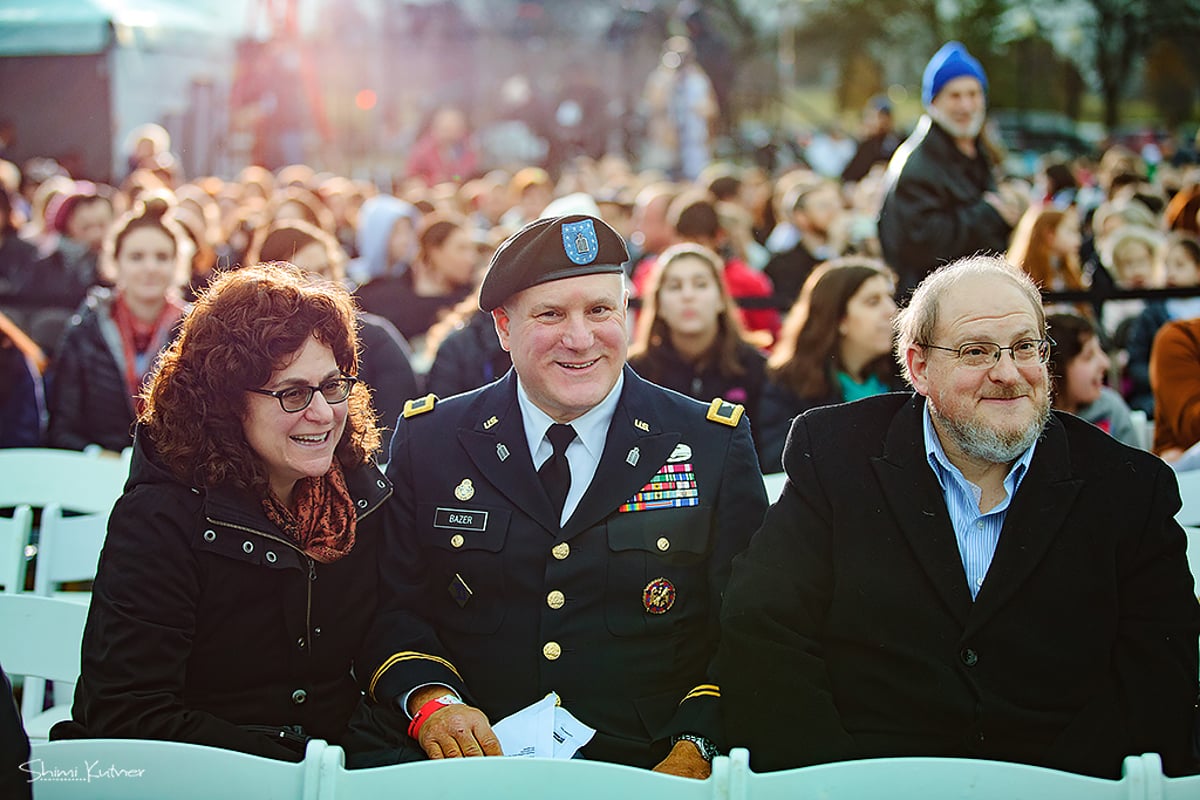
[364,214,768,778]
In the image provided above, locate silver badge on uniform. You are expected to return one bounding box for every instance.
[497,443,510,462]
[626,447,640,466]
[454,479,475,501]
[667,443,692,463]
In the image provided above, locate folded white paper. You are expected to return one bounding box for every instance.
[492,691,596,759]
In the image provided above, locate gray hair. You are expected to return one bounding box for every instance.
[894,254,1045,385]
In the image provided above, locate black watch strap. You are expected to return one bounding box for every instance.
[672,733,719,762]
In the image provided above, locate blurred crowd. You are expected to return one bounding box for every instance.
[1,55,1200,472]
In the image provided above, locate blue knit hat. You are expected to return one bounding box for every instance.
[921,41,987,106]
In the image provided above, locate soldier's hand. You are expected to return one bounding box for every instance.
[651,739,712,780]
[418,703,503,759]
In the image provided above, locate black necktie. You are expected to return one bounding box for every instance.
[538,423,576,522]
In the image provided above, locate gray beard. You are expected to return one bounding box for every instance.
[927,104,985,141]
[931,398,1051,464]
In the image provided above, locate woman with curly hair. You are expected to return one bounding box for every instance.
[52,264,417,766]
[756,257,901,472]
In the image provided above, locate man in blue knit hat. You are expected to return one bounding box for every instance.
[878,41,1021,293]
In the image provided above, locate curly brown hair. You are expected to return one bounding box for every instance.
[139,263,381,492]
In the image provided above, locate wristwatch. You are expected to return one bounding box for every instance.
[672,733,719,762]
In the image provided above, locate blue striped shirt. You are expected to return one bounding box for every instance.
[922,401,1037,600]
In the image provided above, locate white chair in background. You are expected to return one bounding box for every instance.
[1174,468,1200,528]
[1181,526,1200,600]
[316,743,735,800]
[761,472,788,504]
[1128,410,1152,451]
[27,736,326,800]
[0,504,32,592]
[734,747,1163,800]
[32,503,108,600]
[0,447,129,515]
[0,594,88,740]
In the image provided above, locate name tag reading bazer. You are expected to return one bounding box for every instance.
[434,508,489,531]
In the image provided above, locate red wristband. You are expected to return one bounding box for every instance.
[407,693,461,739]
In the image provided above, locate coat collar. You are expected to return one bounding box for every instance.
[456,367,681,538]
[870,395,1081,627]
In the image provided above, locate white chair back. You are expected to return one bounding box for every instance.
[1181,526,1200,600]
[0,504,32,592]
[0,594,88,739]
[1128,410,1152,451]
[762,472,788,504]
[1174,468,1200,528]
[27,737,326,800]
[0,447,128,514]
[316,744,732,800]
[32,504,108,597]
[735,748,1157,800]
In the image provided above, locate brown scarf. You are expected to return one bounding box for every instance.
[261,461,357,564]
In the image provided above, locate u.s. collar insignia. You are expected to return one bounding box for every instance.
[561,219,599,265]
[483,415,499,430]
[643,577,675,614]
[667,443,692,463]
[454,479,475,501]
[633,418,650,432]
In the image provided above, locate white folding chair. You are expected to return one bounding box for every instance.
[1181,526,1200,600]
[762,472,788,504]
[735,747,1160,800]
[0,594,88,740]
[0,447,129,515]
[0,504,32,592]
[32,504,108,599]
[1128,410,1151,451]
[1173,468,1200,528]
[27,736,327,800]
[316,744,734,800]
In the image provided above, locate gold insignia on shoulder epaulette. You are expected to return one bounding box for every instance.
[706,398,744,427]
[402,394,437,418]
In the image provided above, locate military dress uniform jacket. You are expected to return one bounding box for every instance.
[51,430,404,761]
[719,393,1200,778]
[367,366,768,767]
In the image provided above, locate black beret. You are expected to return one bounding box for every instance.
[478,214,628,312]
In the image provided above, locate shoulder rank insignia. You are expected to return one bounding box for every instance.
[706,398,744,427]
[402,394,438,418]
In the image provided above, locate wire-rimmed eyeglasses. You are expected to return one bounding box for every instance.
[917,338,1055,370]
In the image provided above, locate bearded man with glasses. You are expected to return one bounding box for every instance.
[719,254,1200,779]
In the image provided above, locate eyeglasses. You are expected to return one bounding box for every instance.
[246,376,357,413]
[917,338,1055,369]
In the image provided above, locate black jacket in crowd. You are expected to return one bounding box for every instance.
[46,290,180,453]
[628,340,767,451]
[424,311,512,401]
[877,115,1012,291]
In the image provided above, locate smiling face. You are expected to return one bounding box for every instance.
[115,226,180,305]
[1061,333,1109,411]
[907,272,1050,467]
[493,273,628,423]
[242,335,348,505]
[928,75,986,141]
[838,273,897,366]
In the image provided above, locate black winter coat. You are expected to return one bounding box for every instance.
[877,116,1012,291]
[424,311,512,401]
[46,290,179,452]
[52,431,407,762]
